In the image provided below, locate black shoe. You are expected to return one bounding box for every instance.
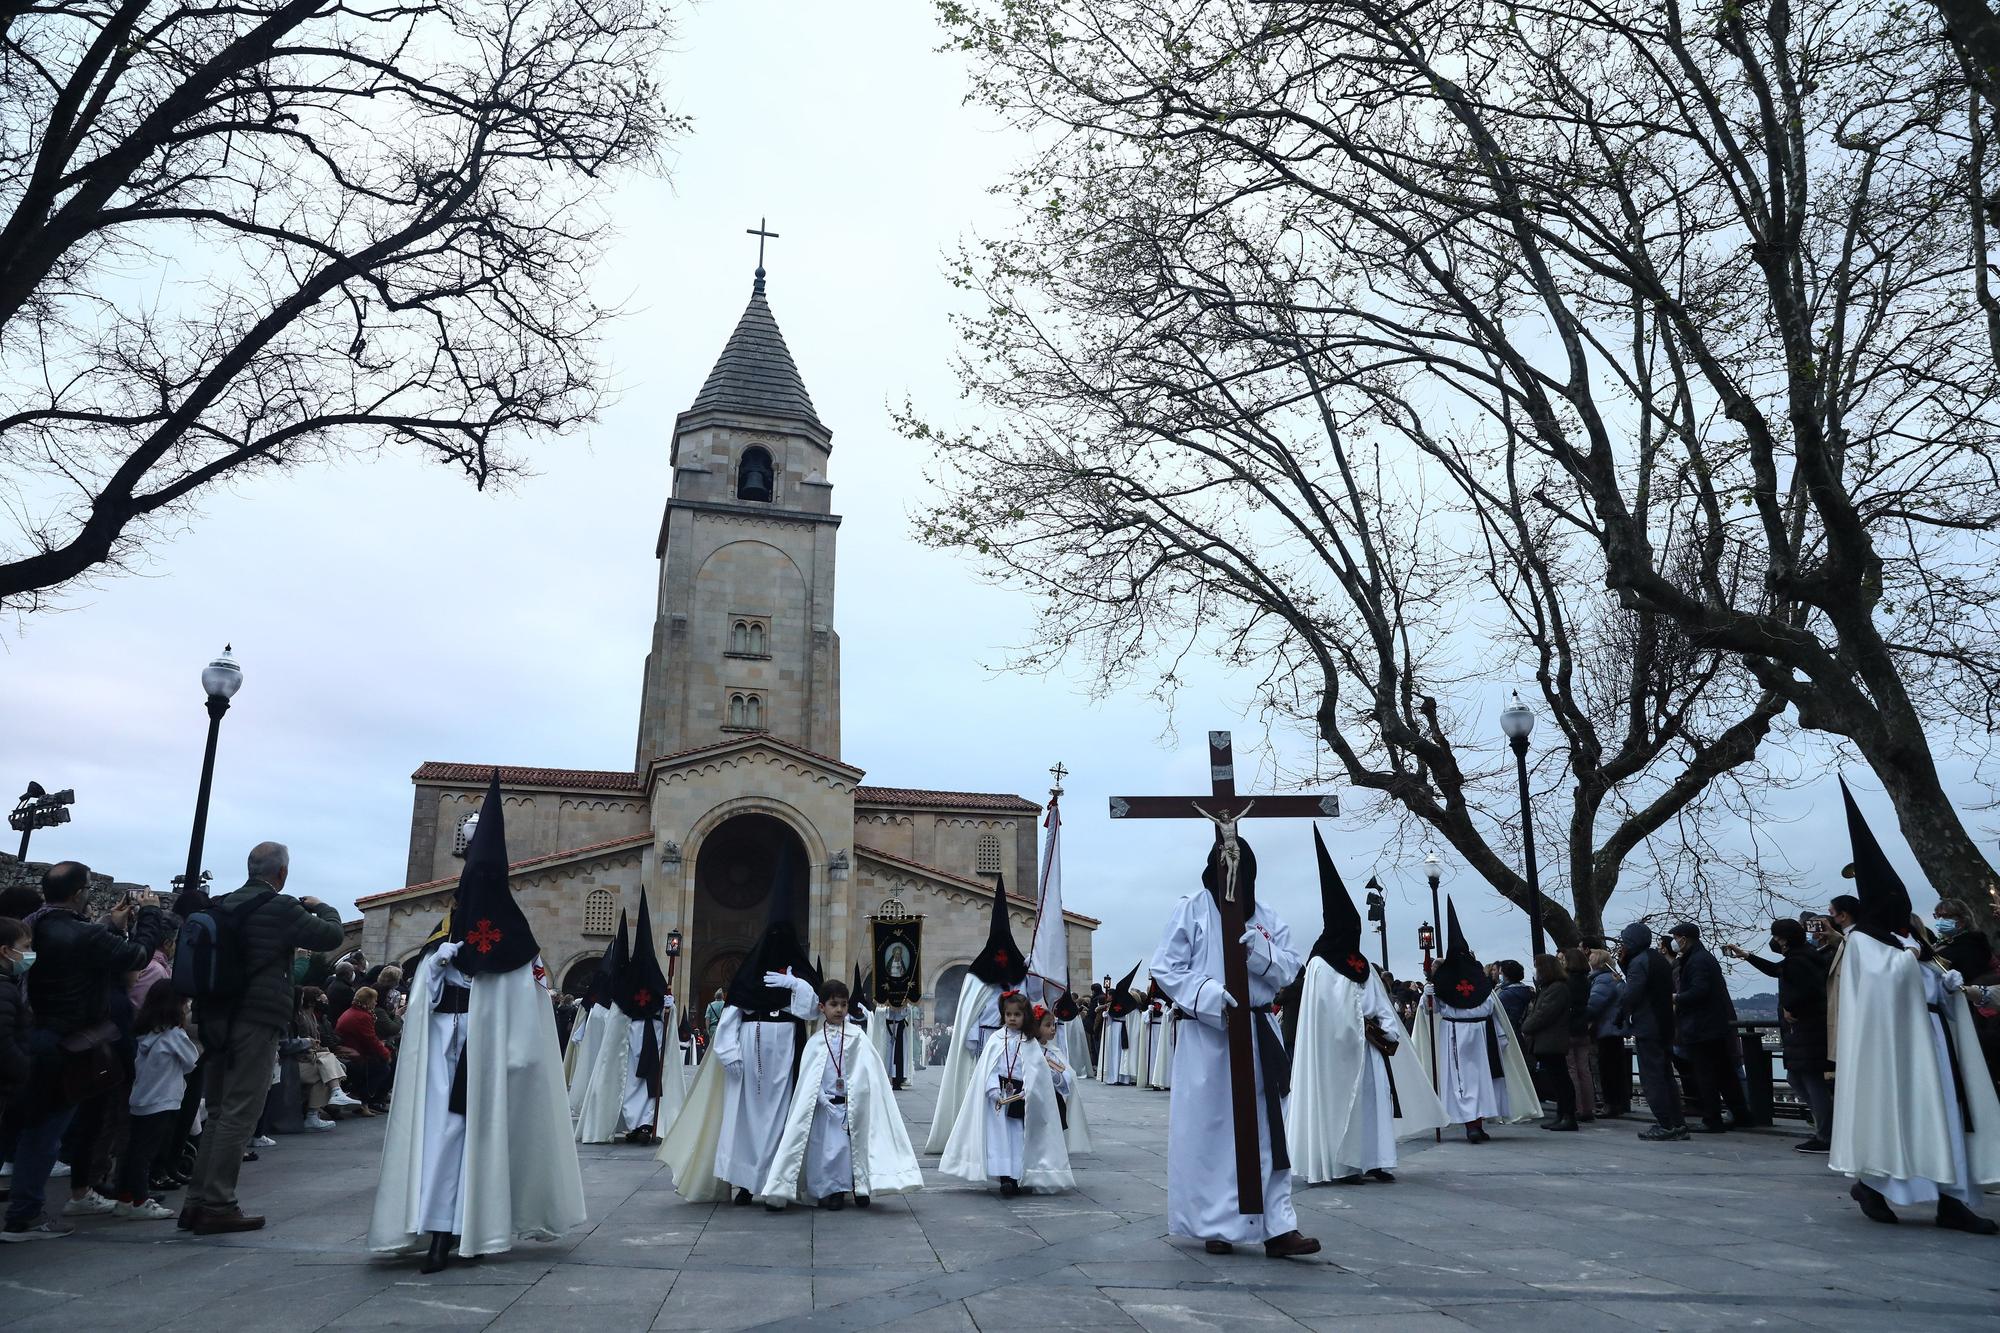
[998,1177,1020,1198]
[820,1193,846,1211]
[1547,1118,1579,1132]
[1466,1128,1491,1144]
[1793,1138,1830,1155]
[1637,1124,1686,1142]
[1538,1116,1559,1130]
[1851,1181,1899,1225]
[1204,1239,1233,1254]
[420,1230,452,1274]
[1691,1122,1727,1135]
[733,1188,752,1207]
[1937,1196,1999,1234]
[1329,1173,1364,1185]
[1365,1168,1395,1183]
[854,1194,870,1208]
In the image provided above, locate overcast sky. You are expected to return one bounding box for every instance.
[6,0,1994,993]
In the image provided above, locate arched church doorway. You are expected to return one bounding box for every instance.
[692,813,810,1004]
[933,963,971,1027]
[559,957,598,997]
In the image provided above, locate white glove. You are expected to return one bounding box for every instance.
[435,940,462,966]
[1238,928,1269,961]
[1942,969,1966,994]
[1421,981,1435,999]
[763,970,795,989]
[1218,988,1239,1010]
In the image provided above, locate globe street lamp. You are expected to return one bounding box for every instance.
[1424,852,1443,974]
[181,645,243,909]
[1499,690,1544,957]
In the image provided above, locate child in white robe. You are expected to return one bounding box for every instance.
[940,991,1075,1196]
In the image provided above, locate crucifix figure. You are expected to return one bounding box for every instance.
[1112,731,1336,1230]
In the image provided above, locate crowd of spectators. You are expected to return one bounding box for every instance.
[0,846,389,1242]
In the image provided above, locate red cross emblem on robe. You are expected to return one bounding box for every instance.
[467,919,502,954]
[1454,979,1476,998]
[633,988,653,1009]
[1347,953,1367,974]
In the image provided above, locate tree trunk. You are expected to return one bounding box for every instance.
[1850,725,2000,938]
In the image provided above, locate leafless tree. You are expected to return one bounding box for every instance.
[921,0,2000,933]
[0,0,681,615]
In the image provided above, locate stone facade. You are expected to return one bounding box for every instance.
[359,271,1094,1015]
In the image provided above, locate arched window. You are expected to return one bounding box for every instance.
[748,622,765,655]
[729,693,747,727]
[731,620,751,653]
[745,693,764,729]
[975,833,1002,875]
[583,889,617,936]
[737,446,775,502]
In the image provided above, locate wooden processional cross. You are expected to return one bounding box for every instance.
[1110,730,1338,1216]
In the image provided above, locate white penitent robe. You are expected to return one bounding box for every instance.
[1148,1012,1176,1090]
[1043,1035,1094,1155]
[1287,959,1449,1182]
[574,1004,634,1143]
[369,946,586,1257]
[656,977,819,1201]
[1150,892,1302,1246]
[565,1002,608,1105]
[867,1004,922,1084]
[940,1027,1074,1190]
[1831,933,2000,1205]
[619,1001,686,1133]
[923,975,998,1153]
[1411,992,1540,1125]
[758,1021,924,1207]
[1062,1017,1091,1078]
[1099,1012,1136,1085]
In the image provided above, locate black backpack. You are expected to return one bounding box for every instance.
[173,890,277,1000]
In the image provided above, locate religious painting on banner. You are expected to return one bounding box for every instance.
[872,918,923,1006]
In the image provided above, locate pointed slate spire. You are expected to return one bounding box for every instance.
[1431,899,1493,1007]
[448,773,539,976]
[688,273,826,437]
[969,874,1029,988]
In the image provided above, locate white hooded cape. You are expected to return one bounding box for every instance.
[1288,958,1449,1181]
[939,1028,1075,1190]
[923,973,998,1153]
[368,950,586,1257]
[564,1002,607,1104]
[1062,1017,1091,1077]
[1411,991,1540,1124]
[574,1003,635,1143]
[619,1007,685,1133]
[867,1004,923,1080]
[656,1041,732,1202]
[756,1021,924,1206]
[1830,931,2000,1194]
[1042,1036,1094,1155]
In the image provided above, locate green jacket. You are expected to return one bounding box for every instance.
[197,882,345,1033]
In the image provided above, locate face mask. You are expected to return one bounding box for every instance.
[1934,919,1960,936]
[8,950,34,978]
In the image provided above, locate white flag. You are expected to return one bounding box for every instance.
[1026,795,1068,1006]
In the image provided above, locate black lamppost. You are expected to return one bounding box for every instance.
[1364,875,1389,973]
[181,645,243,902]
[1500,690,1544,957]
[9,783,75,865]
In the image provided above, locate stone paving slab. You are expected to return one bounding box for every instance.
[4,1062,1999,1331]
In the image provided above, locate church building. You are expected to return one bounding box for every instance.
[356,262,1095,1017]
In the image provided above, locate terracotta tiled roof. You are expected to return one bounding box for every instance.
[853,786,1040,814]
[355,833,651,908]
[412,762,642,792]
[854,843,1099,928]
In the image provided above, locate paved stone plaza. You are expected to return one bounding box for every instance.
[4,1063,1998,1332]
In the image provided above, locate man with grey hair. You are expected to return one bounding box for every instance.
[182,841,345,1234]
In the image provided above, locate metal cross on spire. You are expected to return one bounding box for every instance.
[747,217,779,273]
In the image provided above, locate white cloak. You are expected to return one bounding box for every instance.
[1150,891,1302,1245]
[757,1021,924,1207]
[574,1003,636,1143]
[939,1027,1074,1190]
[1097,1010,1136,1084]
[368,948,586,1257]
[656,984,817,1201]
[619,1004,686,1133]
[867,1004,923,1083]
[923,974,998,1153]
[1288,959,1449,1182]
[1061,1017,1091,1077]
[1042,1034,1094,1155]
[1830,932,2000,1201]
[1411,992,1540,1124]
[1147,1011,1176,1090]
[565,1002,608,1108]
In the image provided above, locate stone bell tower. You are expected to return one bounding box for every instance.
[633,262,842,768]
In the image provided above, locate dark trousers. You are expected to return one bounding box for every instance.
[1684,1036,1749,1127]
[1633,1037,1685,1129]
[115,1111,176,1203]
[1534,1053,1576,1122]
[188,1021,281,1212]
[1596,1035,1632,1114]
[1786,1049,1834,1139]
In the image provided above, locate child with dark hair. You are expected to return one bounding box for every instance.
[113,980,200,1219]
